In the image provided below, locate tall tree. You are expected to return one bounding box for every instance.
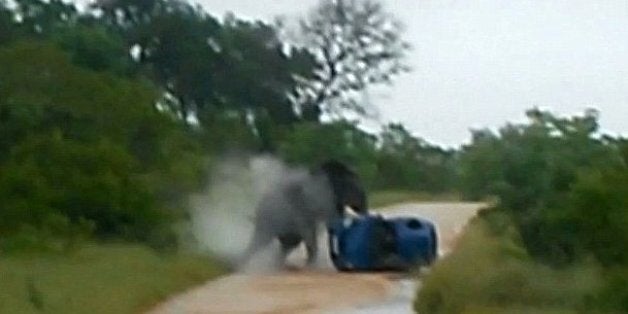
[12,0,79,36]
[0,0,15,45]
[294,0,410,121]
[204,17,315,150]
[52,25,133,75]
[93,0,316,139]
[93,0,222,120]
[213,17,315,126]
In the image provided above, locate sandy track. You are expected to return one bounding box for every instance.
[148,202,483,314]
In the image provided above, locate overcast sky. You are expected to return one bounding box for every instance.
[197,0,628,147]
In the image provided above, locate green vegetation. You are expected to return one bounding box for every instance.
[0,41,205,250]
[416,215,602,314]
[1,0,454,312]
[418,109,628,313]
[278,121,458,191]
[5,0,625,312]
[0,0,446,253]
[370,190,460,208]
[0,244,224,314]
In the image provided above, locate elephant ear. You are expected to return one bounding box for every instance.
[316,160,357,211]
[318,160,356,179]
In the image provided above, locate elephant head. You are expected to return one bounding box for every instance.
[317,160,368,218]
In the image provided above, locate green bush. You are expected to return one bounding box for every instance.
[0,42,206,249]
[565,168,628,266]
[458,109,624,265]
[0,216,94,254]
[586,268,628,313]
[0,134,161,243]
[424,113,628,312]
[277,121,379,185]
[416,216,602,314]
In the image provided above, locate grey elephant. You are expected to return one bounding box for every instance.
[241,160,368,267]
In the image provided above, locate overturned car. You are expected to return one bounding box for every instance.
[328,214,438,271]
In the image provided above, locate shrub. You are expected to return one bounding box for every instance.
[277,121,379,186]
[0,42,206,248]
[0,134,163,244]
[415,216,602,314]
[586,268,628,313]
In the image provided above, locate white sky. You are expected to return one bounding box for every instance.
[195,0,628,147]
[76,0,619,147]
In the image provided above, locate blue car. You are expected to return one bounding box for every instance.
[328,214,438,271]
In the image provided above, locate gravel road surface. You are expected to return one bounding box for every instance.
[148,202,483,314]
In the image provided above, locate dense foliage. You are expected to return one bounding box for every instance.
[459,109,627,264]
[0,41,206,250]
[443,109,628,312]
[0,0,450,252]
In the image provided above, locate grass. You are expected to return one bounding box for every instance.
[415,217,602,314]
[370,190,460,208]
[0,244,225,314]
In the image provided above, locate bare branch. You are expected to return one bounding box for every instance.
[293,0,410,120]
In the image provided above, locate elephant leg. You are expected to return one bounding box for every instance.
[239,228,274,269]
[303,227,319,266]
[277,234,301,266]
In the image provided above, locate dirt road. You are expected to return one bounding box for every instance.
[148,202,483,314]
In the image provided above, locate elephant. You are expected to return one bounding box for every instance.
[241,160,368,268]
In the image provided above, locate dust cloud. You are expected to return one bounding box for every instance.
[188,155,301,271]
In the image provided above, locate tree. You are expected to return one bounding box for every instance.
[293,0,410,121]
[209,18,315,126]
[11,0,79,37]
[376,123,456,192]
[459,108,623,264]
[278,120,379,185]
[52,25,133,75]
[0,0,16,45]
[0,41,206,247]
[93,0,223,121]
